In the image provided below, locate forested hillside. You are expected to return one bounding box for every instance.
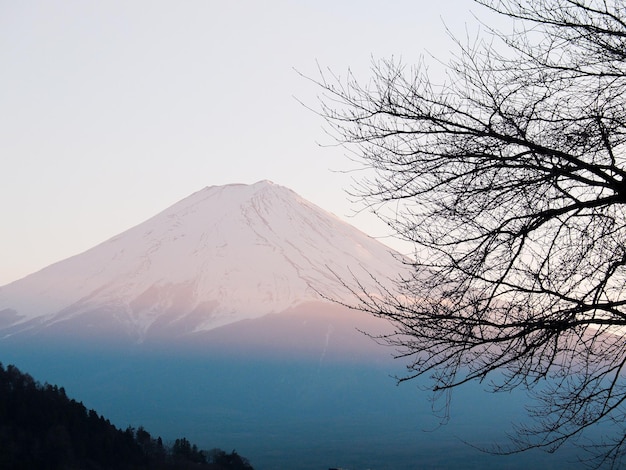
[0,362,253,470]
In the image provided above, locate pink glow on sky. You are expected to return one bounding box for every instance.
[0,1,507,285]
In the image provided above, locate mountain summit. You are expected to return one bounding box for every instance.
[0,181,404,344]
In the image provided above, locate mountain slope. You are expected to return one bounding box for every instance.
[0,181,404,344]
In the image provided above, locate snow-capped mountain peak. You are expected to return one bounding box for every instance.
[0,181,405,342]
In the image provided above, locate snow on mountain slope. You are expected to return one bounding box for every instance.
[0,181,406,343]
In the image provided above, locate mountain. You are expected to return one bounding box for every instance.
[0,181,583,470]
[0,180,404,347]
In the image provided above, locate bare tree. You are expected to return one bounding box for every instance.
[311,0,626,467]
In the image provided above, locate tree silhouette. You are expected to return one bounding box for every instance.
[311,0,626,467]
[0,362,254,469]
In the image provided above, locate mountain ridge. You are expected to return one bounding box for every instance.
[0,181,405,344]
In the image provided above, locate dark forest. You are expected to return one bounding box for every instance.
[0,362,253,470]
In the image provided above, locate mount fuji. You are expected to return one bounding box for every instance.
[0,181,576,470]
[0,180,404,349]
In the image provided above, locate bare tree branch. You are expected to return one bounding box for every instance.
[309,0,626,468]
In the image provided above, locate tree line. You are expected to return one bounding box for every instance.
[0,362,253,470]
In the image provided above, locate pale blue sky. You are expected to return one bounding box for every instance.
[1,1,492,285]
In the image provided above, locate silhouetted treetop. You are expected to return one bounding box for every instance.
[0,362,254,470]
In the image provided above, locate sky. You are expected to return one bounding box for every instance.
[1,1,494,286]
